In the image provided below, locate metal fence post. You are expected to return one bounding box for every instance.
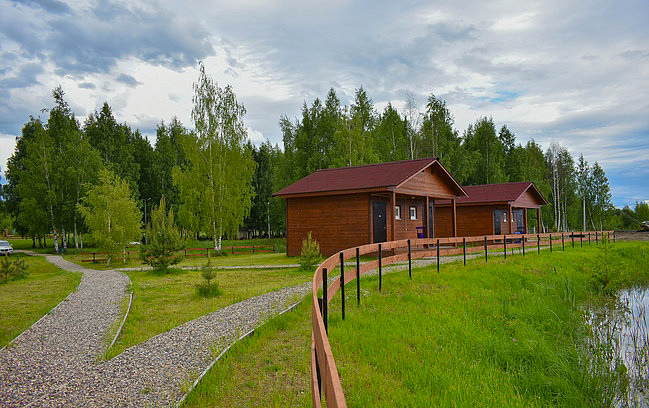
[537,234,540,254]
[484,236,488,262]
[504,235,507,260]
[437,239,440,273]
[588,232,591,245]
[596,231,598,244]
[356,247,361,305]
[550,234,553,252]
[571,232,574,249]
[613,230,616,243]
[322,268,328,334]
[522,235,525,256]
[562,233,565,251]
[340,252,345,321]
[408,239,412,278]
[463,237,466,266]
[378,244,382,291]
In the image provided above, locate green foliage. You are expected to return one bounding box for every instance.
[0,254,29,283]
[78,169,142,266]
[173,62,255,249]
[299,231,321,271]
[141,196,184,273]
[196,245,222,298]
[463,116,507,185]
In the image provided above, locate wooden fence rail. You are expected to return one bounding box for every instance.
[311,230,614,408]
[81,244,276,263]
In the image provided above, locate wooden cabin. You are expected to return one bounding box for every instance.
[434,182,548,237]
[273,158,467,256]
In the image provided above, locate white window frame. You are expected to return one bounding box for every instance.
[410,206,417,220]
[503,211,508,222]
[395,205,401,220]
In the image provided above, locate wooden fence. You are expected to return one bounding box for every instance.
[310,231,614,408]
[81,244,275,263]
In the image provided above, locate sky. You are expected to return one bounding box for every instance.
[1,0,648,208]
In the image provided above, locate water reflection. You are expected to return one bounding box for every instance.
[588,288,649,407]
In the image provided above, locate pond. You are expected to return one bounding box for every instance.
[588,287,649,407]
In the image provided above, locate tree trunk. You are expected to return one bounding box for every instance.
[74,220,79,250]
[62,228,67,252]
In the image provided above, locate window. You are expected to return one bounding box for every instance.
[503,212,508,222]
[395,205,401,220]
[410,206,417,220]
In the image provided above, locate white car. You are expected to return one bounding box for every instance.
[0,240,13,255]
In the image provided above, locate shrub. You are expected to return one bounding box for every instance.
[299,231,322,271]
[141,197,185,273]
[197,255,222,298]
[0,255,29,283]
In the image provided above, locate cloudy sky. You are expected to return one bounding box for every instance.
[1,0,647,207]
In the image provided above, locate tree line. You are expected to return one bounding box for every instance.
[0,79,643,250]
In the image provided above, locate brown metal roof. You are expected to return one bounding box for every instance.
[274,158,465,197]
[436,181,548,206]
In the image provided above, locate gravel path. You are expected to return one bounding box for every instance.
[0,254,130,407]
[0,253,310,407]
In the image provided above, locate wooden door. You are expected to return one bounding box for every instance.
[373,201,387,243]
[493,209,501,235]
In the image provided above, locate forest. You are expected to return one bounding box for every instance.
[1,77,646,250]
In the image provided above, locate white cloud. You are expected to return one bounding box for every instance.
[0,0,647,205]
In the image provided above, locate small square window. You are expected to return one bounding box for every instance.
[395,205,401,220]
[410,206,417,220]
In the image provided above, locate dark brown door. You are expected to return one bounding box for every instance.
[373,201,387,243]
[493,209,501,235]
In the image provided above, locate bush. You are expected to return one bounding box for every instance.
[141,197,185,273]
[299,231,322,271]
[0,255,29,283]
[197,255,222,298]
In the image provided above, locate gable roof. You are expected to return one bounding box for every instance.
[437,181,548,207]
[273,158,466,198]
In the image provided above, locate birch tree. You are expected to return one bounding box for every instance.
[404,91,421,159]
[78,169,141,266]
[174,63,255,250]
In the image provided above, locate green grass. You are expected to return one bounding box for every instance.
[0,253,82,347]
[105,266,312,358]
[326,241,649,407]
[183,241,649,407]
[182,297,312,408]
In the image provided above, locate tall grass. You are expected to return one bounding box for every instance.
[324,242,649,407]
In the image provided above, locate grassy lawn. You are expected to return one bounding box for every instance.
[183,241,649,407]
[0,253,82,347]
[106,266,312,358]
[182,298,312,408]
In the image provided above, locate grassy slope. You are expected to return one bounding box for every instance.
[328,242,649,407]
[184,241,649,407]
[182,298,312,408]
[0,253,81,347]
[106,266,312,357]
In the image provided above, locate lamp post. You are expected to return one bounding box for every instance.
[267,201,271,239]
